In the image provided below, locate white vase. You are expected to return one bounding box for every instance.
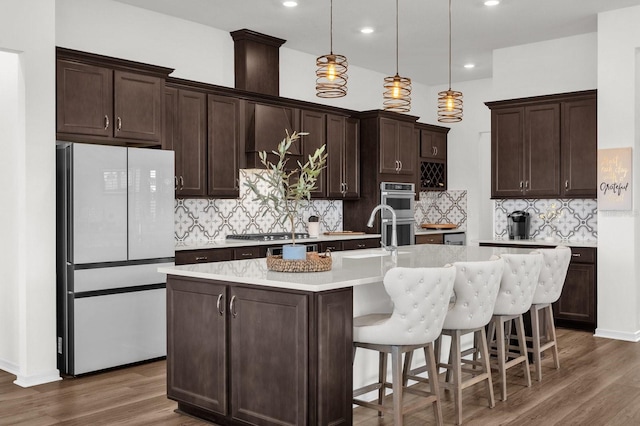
[282,244,306,260]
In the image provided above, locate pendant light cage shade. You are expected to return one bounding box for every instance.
[383,74,412,112]
[316,53,348,98]
[437,89,463,122]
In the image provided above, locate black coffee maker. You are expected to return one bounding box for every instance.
[508,210,530,240]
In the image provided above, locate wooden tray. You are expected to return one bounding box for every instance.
[420,223,458,230]
[323,231,366,235]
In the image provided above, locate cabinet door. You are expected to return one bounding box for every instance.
[167,277,227,415]
[229,287,308,426]
[343,117,360,198]
[326,115,346,198]
[491,107,525,198]
[524,104,560,196]
[561,98,597,197]
[162,87,178,151]
[56,60,113,137]
[397,121,416,176]
[415,234,444,244]
[301,110,327,198]
[553,262,595,327]
[176,90,207,196]
[379,117,400,174]
[208,95,241,198]
[420,129,447,161]
[113,71,162,143]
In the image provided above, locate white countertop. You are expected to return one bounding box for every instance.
[175,233,382,251]
[159,244,532,293]
[474,239,597,248]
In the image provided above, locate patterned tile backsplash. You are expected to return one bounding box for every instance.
[174,169,470,244]
[414,190,467,231]
[494,198,597,242]
[175,170,343,243]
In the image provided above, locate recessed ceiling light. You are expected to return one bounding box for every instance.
[360,27,374,34]
[464,63,475,69]
[283,1,298,7]
[484,0,500,6]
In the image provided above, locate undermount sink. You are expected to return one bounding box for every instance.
[343,251,409,259]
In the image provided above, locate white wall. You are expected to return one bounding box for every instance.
[0,1,59,386]
[596,5,640,341]
[0,51,20,370]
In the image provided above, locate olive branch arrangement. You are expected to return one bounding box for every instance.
[244,130,328,245]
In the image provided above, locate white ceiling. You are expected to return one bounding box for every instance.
[114,0,640,86]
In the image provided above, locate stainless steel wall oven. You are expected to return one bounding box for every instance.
[380,182,415,246]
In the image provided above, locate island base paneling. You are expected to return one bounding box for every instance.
[166,276,352,426]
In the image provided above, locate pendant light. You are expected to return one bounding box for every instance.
[316,0,348,98]
[438,0,463,122]
[383,0,412,112]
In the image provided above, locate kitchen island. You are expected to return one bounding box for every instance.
[158,244,531,426]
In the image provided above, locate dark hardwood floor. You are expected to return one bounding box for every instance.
[1,328,639,425]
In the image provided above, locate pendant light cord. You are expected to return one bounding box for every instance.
[448,0,452,90]
[395,0,399,75]
[330,0,334,54]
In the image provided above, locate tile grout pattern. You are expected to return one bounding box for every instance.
[494,198,598,242]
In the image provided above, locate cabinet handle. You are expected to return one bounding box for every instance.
[179,176,184,190]
[399,160,403,171]
[433,146,438,156]
[239,252,253,257]
[357,243,365,248]
[519,181,524,189]
[565,180,569,189]
[572,253,581,258]
[104,115,109,130]
[230,295,237,318]
[116,116,122,131]
[216,294,224,315]
[174,176,178,191]
[194,256,208,261]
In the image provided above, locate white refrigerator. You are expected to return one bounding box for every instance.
[56,142,175,375]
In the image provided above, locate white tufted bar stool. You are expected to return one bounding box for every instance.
[405,256,505,425]
[352,266,456,426]
[527,246,572,381]
[487,251,543,401]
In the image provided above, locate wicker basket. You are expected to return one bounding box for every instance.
[266,251,332,272]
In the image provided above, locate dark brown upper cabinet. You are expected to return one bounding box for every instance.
[56,48,171,147]
[416,123,449,192]
[163,87,207,197]
[208,94,243,198]
[486,90,596,199]
[245,101,300,169]
[379,117,416,176]
[327,115,360,199]
[300,110,328,198]
[561,97,597,197]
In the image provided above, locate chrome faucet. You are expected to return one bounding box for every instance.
[367,204,397,254]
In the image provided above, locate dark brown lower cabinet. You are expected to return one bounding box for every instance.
[479,243,596,331]
[166,276,353,426]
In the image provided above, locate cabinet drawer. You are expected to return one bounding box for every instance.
[569,247,595,264]
[342,238,380,251]
[318,241,343,253]
[175,249,233,265]
[233,246,261,260]
[416,234,444,245]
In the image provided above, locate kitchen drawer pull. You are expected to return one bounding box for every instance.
[240,252,253,257]
[104,115,109,130]
[572,253,581,257]
[357,243,366,248]
[116,116,122,131]
[230,295,237,318]
[216,294,224,315]
[195,256,208,261]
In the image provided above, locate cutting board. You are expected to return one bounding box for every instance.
[323,231,366,235]
[420,223,458,230]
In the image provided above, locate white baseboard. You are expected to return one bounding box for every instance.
[594,328,640,342]
[0,358,62,388]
